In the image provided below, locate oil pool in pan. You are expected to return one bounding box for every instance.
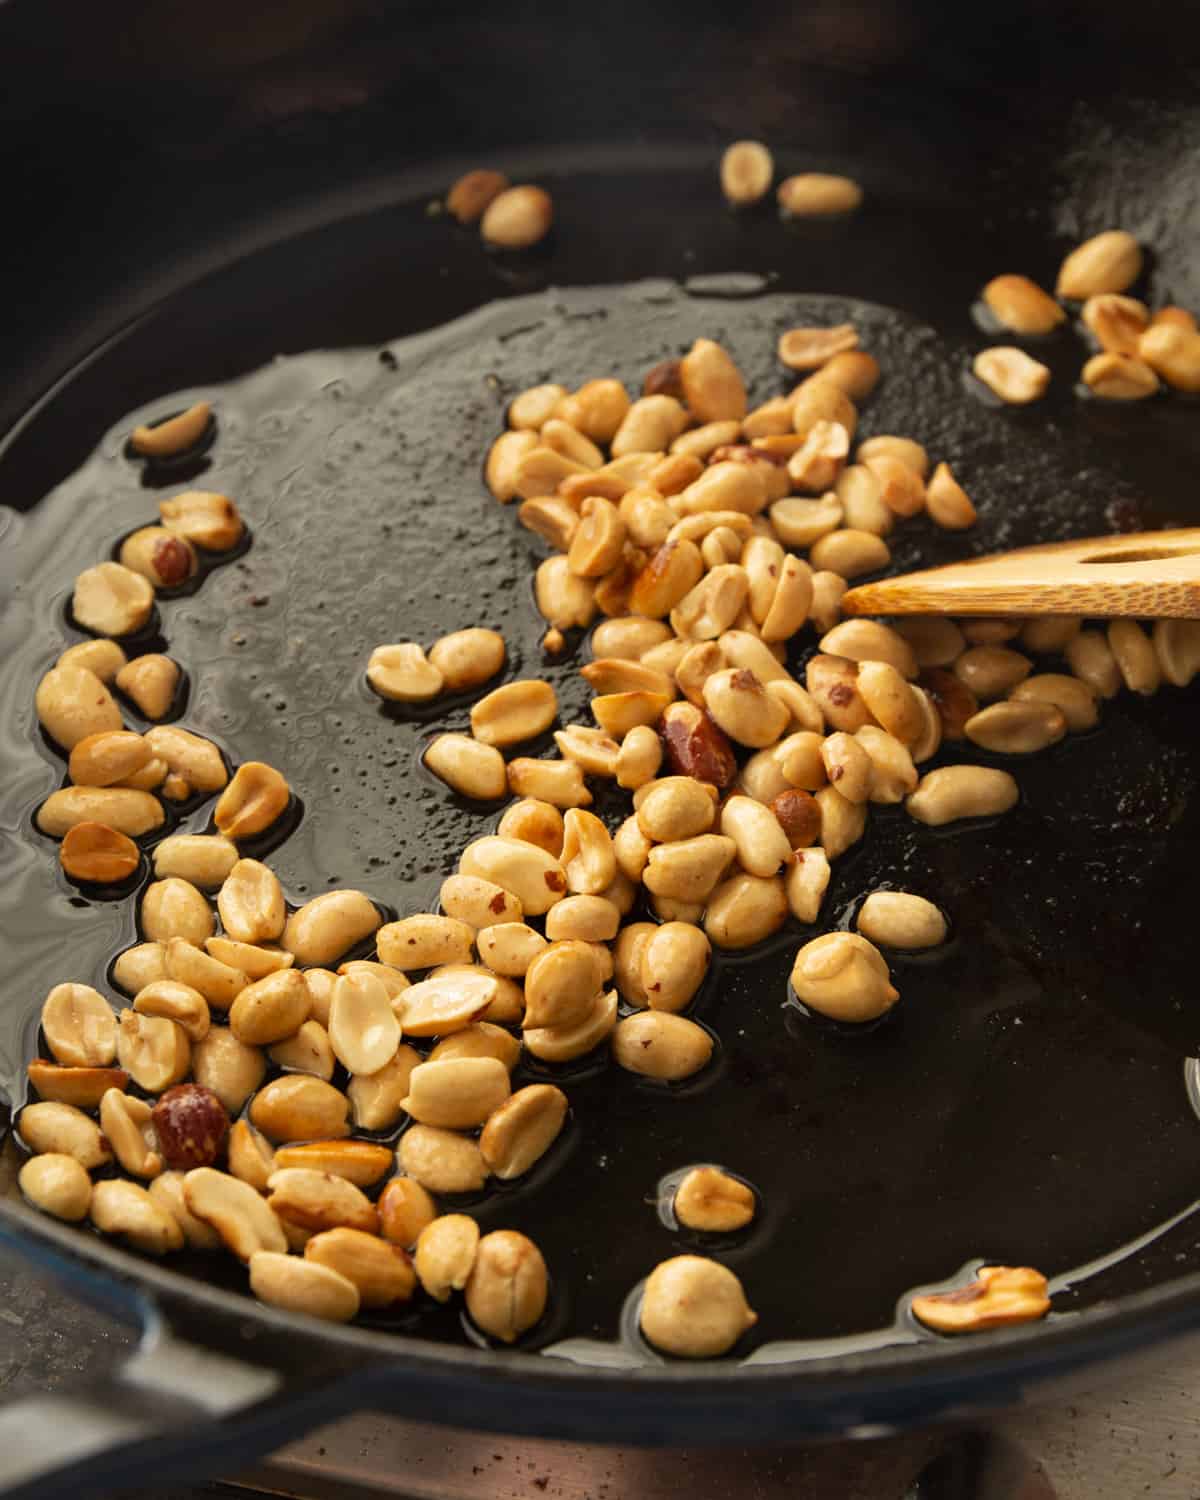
[4,279,1200,1361]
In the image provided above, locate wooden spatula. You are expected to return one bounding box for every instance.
[840,529,1200,619]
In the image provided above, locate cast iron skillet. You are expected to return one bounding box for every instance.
[3,1,1200,1495]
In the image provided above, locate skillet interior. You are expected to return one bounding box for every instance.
[2,0,1200,1427]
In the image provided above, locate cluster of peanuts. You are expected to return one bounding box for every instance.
[974,228,1200,403]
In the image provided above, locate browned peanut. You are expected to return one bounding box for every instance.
[965,700,1067,754]
[478,1084,568,1180]
[68,730,150,788]
[907,765,1019,826]
[1056,229,1142,299]
[266,1167,379,1235]
[117,1010,190,1092]
[643,834,735,904]
[609,395,686,459]
[720,794,792,876]
[1064,629,1121,698]
[954,645,1032,700]
[59,822,139,884]
[144,725,228,794]
[674,1166,756,1233]
[475,920,546,978]
[556,808,614,896]
[37,786,162,840]
[790,378,859,443]
[27,1059,127,1109]
[912,1266,1050,1333]
[590,689,672,741]
[347,1044,421,1132]
[1138,322,1200,392]
[378,1176,437,1246]
[58,638,127,682]
[278,890,380,969]
[523,940,604,1030]
[675,460,768,520]
[636,922,710,1014]
[614,923,655,1007]
[774,730,827,793]
[894,618,965,669]
[916,461,976,530]
[777,172,862,216]
[19,1152,93,1222]
[542,417,605,468]
[397,1123,487,1194]
[130,399,210,457]
[119,525,197,589]
[522,988,617,1063]
[857,891,946,950]
[90,1179,183,1255]
[679,337,747,423]
[440,873,523,931]
[225,1119,276,1191]
[1082,293,1150,354]
[191,1027,266,1113]
[133,978,210,1041]
[1153,307,1198,332]
[249,1251,359,1322]
[1019,615,1082,653]
[770,787,822,848]
[448,168,510,223]
[637,776,716,843]
[465,1230,548,1343]
[591,616,674,661]
[158,490,243,550]
[1108,619,1161,695]
[720,139,773,204]
[861,451,924,518]
[306,1227,415,1308]
[218,859,285,944]
[116,654,181,720]
[469,680,557,749]
[19,1100,112,1169]
[152,834,236,890]
[514,444,590,500]
[213,762,290,840]
[705,872,788,949]
[397,969,498,1037]
[818,350,880,402]
[460,835,567,914]
[1083,351,1159,400]
[791,931,897,1022]
[506,756,592,809]
[403,1056,510,1130]
[703,668,789,748]
[628,539,705,619]
[509,381,567,429]
[326,971,401,1076]
[479,183,553,247]
[1154,619,1200,687]
[140,878,213,947]
[670,565,750,641]
[71,562,154,637]
[613,813,653,883]
[973,347,1051,404]
[1009,673,1099,731]
[367,642,444,702]
[486,429,538,502]
[204,936,293,980]
[777,323,858,372]
[808,529,890,581]
[981,274,1065,335]
[640,1254,756,1357]
[660,700,738,788]
[269,1020,335,1080]
[422,733,505,800]
[251,1075,350,1143]
[99,1088,161,1179]
[917,668,977,741]
[555,380,632,445]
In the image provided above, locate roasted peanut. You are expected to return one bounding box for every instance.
[834,466,891,536]
[375,913,471,972]
[269,1020,335,1080]
[954,646,1032,700]
[1009,673,1099,731]
[90,1179,183,1255]
[140,877,213,947]
[249,1250,359,1322]
[158,490,243,550]
[1019,615,1082,653]
[629,539,705,619]
[1153,619,1200,688]
[147,1171,222,1250]
[777,323,858,371]
[115,654,181,720]
[487,429,539,502]
[397,1123,488,1194]
[981,273,1066,335]
[973,347,1051,404]
[523,940,604,1030]
[507,756,592,808]
[403,1057,511,1130]
[857,891,947,950]
[631,922,709,1014]
[703,872,787,949]
[473,921,547,979]
[133,978,210,1041]
[439,873,523,931]
[470,679,557,748]
[820,620,917,679]
[68,729,151,788]
[151,834,236,890]
[27,1059,127,1109]
[191,1027,266,1113]
[306,1227,415,1308]
[460,834,566,914]
[791,931,897,1022]
[205,936,293,980]
[251,1075,350,1143]
[965,700,1067,754]
[277,891,380,970]
[429,1022,522,1073]
[448,168,510,223]
[480,184,553,248]
[59,821,140,884]
[912,1265,1050,1333]
[809,570,848,633]
[398,968,498,1036]
[422,733,506,800]
[100,1088,162,1179]
[1108,619,1161,695]
[660,700,738,788]
[38,786,163,840]
[720,140,774,204]
[591,616,674,661]
[907,765,1019,826]
[634,776,713,844]
[378,1176,437,1246]
[924,462,979,530]
[119,525,197,589]
[640,1255,756,1358]
[117,1010,191,1092]
[851,725,917,804]
[19,1152,93,1222]
[1056,229,1142,299]
[327,970,401,1076]
[719,794,791,876]
[676,461,768,519]
[509,381,567,429]
[611,723,661,790]
[787,420,849,493]
[465,1230,548,1343]
[218,859,285,944]
[1083,351,1159,400]
[613,1012,713,1080]
[1138,322,1200,392]
[19,1100,112,1169]
[71,561,154,637]
[643,834,735,904]
[58,637,127,682]
[777,172,862,216]
[703,668,789,748]
[347,1045,421,1132]
[367,643,444,702]
[674,1167,756,1233]
[554,725,621,777]
[214,762,290,839]
[1065,628,1122,699]
[144,725,228,794]
[266,1167,378,1235]
[522,988,618,1063]
[808,528,891,580]
[1082,293,1150,354]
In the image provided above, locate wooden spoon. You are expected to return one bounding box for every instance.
[840,529,1200,619]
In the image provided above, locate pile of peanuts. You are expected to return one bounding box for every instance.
[974,228,1200,403]
[21,268,1200,1359]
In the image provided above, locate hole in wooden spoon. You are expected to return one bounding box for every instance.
[1078,546,1200,564]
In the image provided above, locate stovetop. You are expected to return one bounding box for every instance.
[1,1251,1196,1500]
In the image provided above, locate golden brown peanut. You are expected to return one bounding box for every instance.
[429,1023,522,1073]
[791,931,897,1023]
[378,1176,437,1247]
[266,1167,378,1235]
[59,822,140,884]
[19,1100,112,1169]
[790,378,859,443]
[98,1088,161,1179]
[910,690,942,762]
[675,461,767,519]
[26,1059,127,1109]
[509,381,568,429]
[218,859,285,945]
[140,878,213,947]
[424,632,506,697]
[523,940,604,1030]
[144,725,228,794]
[1083,351,1159,400]
[404,1057,511,1130]
[541,895,618,944]
[980,274,1066,335]
[1064,629,1122,698]
[543,417,604,467]
[522,988,617,1062]
[1082,293,1150,354]
[465,1230,548,1343]
[613,814,653,884]
[148,1171,222,1250]
[807,570,846,635]
[448,168,510,223]
[326,970,400,1076]
[376,914,472,972]
[833,466,891,537]
[643,834,735,904]
[305,1227,415,1308]
[758,554,812,643]
[637,776,716,843]
[554,380,631,445]
[670,565,750,642]
[770,787,822,848]
[152,834,237,890]
[803,653,872,733]
[672,421,743,464]
[641,1255,756,1357]
[1153,306,1198,332]
[819,730,874,803]
[115,654,180,721]
[514,444,590,500]
[777,172,862,216]
[1108,618,1161,695]
[719,794,792,877]
[565,497,625,577]
[480,184,553,248]
[422,733,505,800]
[37,786,162,840]
[857,892,945,953]
[1056,229,1142,299]
[775,730,827,791]
[71,561,154,637]
[591,616,674,661]
[818,349,880,402]
[460,834,567,914]
[506,756,592,809]
[862,451,925,518]
[470,680,557,749]
[191,1027,266,1113]
[269,1020,336,1080]
[973,347,1051,404]
[785,419,849,493]
[117,1010,190,1092]
[613,1010,714,1080]
[90,1178,184,1255]
[486,429,539,502]
[820,620,917,679]
[130,399,210,457]
[700,524,745,570]
[808,528,891,581]
[964,700,1067,754]
[589,689,671,741]
[1018,615,1082,653]
[132,978,210,1041]
[225,1120,275,1191]
[893,618,965,669]
[610,723,660,790]
[714,633,787,691]
[347,1044,421,1132]
[279,890,380,969]
[637,923,710,1014]
[68,729,151,788]
[679,337,747,423]
[214,762,290,840]
[158,490,243,550]
[704,871,787,949]
[609,395,687,459]
[119,525,198,589]
[614,923,655,1007]
[954,646,1032,701]
[720,139,774,204]
[703,668,789,748]
[478,1082,568,1178]
[367,642,444,702]
[912,1265,1051,1333]
[917,463,976,532]
[1009,673,1099,731]
[777,323,858,371]
[303,969,339,1025]
[674,1167,756,1233]
[58,637,127,682]
[554,725,621,777]
[204,937,293,981]
[439,874,523,931]
[398,1123,487,1194]
[248,1250,359,1322]
[397,969,498,1036]
[251,1075,350,1143]
[628,539,705,620]
[476,921,547,979]
[853,660,920,745]
[917,668,976,741]
[1138,322,1200,392]
[19,1152,93,1222]
[1153,619,1200,688]
[411,1214,480,1302]
[907,765,1019,826]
